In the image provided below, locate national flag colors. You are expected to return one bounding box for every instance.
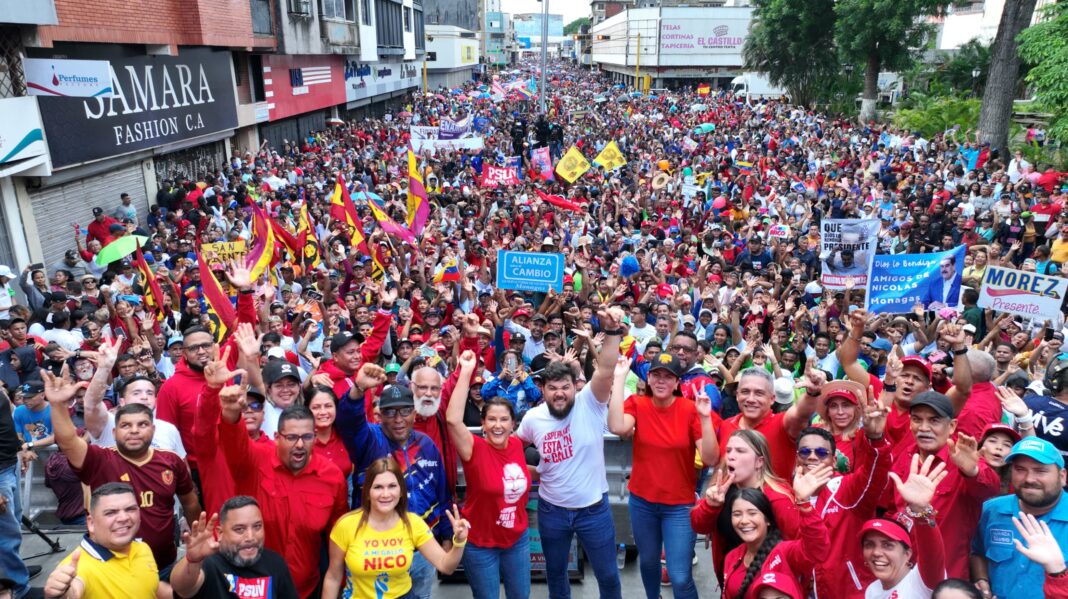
[697,83,711,96]
[330,176,369,254]
[133,245,166,321]
[535,189,584,212]
[406,150,430,236]
[593,141,627,172]
[736,161,753,175]
[246,203,276,281]
[555,146,591,183]
[297,204,321,270]
[196,249,237,342]
[433,257,461,284]
[366,194,417,246]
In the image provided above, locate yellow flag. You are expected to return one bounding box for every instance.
[555,146,591,183]
[593,140,627,172]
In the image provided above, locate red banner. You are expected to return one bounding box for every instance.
[481,165,520,188]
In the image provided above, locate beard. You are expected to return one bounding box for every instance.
[186,360,205,373]
[415,396,441,418]
[547,399,574,420]
[1018,485,1061,510]
[220,543,262,568]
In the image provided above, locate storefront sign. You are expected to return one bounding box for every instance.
[978,266,1068,320]
[35,47,237,168]
[0,97,47,166]
[344,59,421,103]
[263,55,344,121]
[24,58,113,98]
[659,18,749,54]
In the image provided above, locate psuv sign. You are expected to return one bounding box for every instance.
[496,251,564,293]
[978,265,1068,320]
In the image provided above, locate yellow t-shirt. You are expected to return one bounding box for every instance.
[329,510,433,599]
[1052,238,1068,264]
[63,539,159,599]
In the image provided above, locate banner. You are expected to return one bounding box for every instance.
[505,155,524,179]
[866,247,966,314]
[555,146,591,183]
[532,147,554,181]
[819,219,880,289]
[200,241,248,268]
[481,165,520,188]
[768,224,791,238]
[439,116,472,140]
[593,140,627,171]
[496,250,564,293]
[410,125,484,154]
[24,58,113,98]
[978,266,1068,321]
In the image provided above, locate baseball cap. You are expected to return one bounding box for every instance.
[1005,371,1031,389]
[513,308,531,319]
[18,381,44,395]
[860,519,912,549]
[900,355,932,381]
[821,379,864,405]
[0,265,13,279]
[648,353,683,378]
[1007,437,1065,468]
[92,207,104,217]
[329,330,365,353]
[385,362,401,374]
[245,387,267,404]
[378,385,415,410]
[774,377,795,405]
[166,336,183,348]
[750,571,803,599]
[682,315,696,326]
[509,332,526,343]
[909,390,954,418]
[981,422,1021,445]
[263,359,301,385]
[870,338,892,352]
[531,313,547,323]
[109,223,125,232]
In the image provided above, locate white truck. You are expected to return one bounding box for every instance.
[731,73,789,101]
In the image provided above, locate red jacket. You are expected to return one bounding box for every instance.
[722,506,828,599]
[87,216,120,246]
[317,307,392,411]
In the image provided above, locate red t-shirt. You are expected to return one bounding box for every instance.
[461,436,530,548]
[717,411,797,480]
[624,395,703,505]
[74,445,194,568]
[314,428,353,479]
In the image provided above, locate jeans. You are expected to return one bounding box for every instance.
[461,530,531,599]
[628,493,698,599]
[538,493,621,599]
[409,550,434,599]
[0,464,28,598]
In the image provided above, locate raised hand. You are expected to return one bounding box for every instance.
[795,366,827,394]
[597,306,627,333]
[355,363,387,391]
[613,355,630,380]
[996,385,1030,418]
[218,385,248,419]
[225,260,254,291]
[861,384,888,437]
[793,464,834,501]
[940,322,966,349]
[182,512,220,564]
[41,364,89,406]
[232,322,261,361]
[1013,512,1068,574]
[948,433,981,477]
[703,468,735,508]
[444,504,471,544]
[695,388,713,419]
[457,350,478,373]
[43,549,81,599]
[888,454,948,513]
[203,346,248,389]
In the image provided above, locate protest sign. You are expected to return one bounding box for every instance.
[410,125,484,154]
[496,250,564,293]
[819,219,879,290]
[768,225,791,238]
[866,246,966,314]
[481,165,520,188]
[593,140,627,171]
[556,146,591,183]
[532,146,554,181]
[978,265,1068,320]
[200,241,248,268]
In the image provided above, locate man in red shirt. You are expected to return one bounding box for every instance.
[888,390,1000,579]
[45,368,200,568]
[313,287,394,404]
[715,366,822,479]
[214,363,348,598]
[86,207,121,246]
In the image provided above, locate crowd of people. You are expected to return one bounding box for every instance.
[0,58,1067,599]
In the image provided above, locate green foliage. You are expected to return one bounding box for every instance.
[893,96,980,138]
[934,40,991,97]
[1018,2,1068,144]
[563,17,590,36]
[834,0,945,72]
[742,0,839,106]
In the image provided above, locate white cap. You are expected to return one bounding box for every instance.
[804,281,823,295]
[266,346,286,360]
[774,377,795,405]
[0,265,13,279]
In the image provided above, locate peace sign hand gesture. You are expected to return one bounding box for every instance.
[861,384,888,438]
[703,468,735,508]
[203,345,248,389]
[444,504,471,544]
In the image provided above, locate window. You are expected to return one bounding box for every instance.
[415,8,425,48]
[249,55,266,102]
[361,0,371,24]
[375,0,404,49]
[321,0,355,20]
[404,6,412,32]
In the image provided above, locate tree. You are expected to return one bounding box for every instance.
[1018,1,1068,144]
[564,17,590,36]
[977,0,1039,155]
[835,0,950,123]
[742,0,839,107]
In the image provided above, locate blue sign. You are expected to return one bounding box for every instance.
[496,251,564,293]
[866,246,966,314]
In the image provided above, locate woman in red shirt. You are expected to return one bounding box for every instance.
[608,353,718,599]
[446,350,531,599]
[307,386,353,482]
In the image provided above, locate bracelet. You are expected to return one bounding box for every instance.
[882,383,897,393]
[904,504,938,525]
[239,288,255,295]
[1050,569,1068,579]
[794,496,812,506]
[1016,411,1035,428]
[953,348,968,356]
[849,334,863,343]
[451,535,467,548]
[806,388,820,397]
[602,328,624,336]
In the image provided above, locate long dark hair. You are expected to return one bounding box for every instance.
[723,488,782,599]
[355,457,412,537]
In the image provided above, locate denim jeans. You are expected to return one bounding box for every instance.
[461,530,531,599]
[0,464,28,598]
[628,493,698,599]
[537,493,621,599]
[408,549,434,599]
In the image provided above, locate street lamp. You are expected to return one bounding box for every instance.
[972,67,981,94]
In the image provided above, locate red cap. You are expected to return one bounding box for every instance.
[860,519,912,549]
[750,572,804,599]
[563,274,574,285]
[965,219,977,228]
[656,283,674,299]
[981,422,1022,444]
[409,333,425,343]
[432,342,447,352]
[513,308,531,319]
[900,355,932,381]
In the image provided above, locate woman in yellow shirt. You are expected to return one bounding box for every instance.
[321,457,470,599]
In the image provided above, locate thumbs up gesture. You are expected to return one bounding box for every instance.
[44,548,82,598]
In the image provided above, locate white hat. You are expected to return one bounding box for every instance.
[0,265,13,279]
[774,377,795,405]
[804,281,823,295]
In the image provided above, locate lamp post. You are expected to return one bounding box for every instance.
[538,0,549,114]
[972,67,981,95]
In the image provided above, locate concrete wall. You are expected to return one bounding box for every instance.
[424,0,478,31]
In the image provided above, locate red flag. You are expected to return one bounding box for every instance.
[535,189,584,212]
[133,245,167,321]
[270,220,302,257]
[196,248,237,341]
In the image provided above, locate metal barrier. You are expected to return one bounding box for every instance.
[19,445,60,523]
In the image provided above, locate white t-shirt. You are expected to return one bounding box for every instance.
[864,567,932,599]
[515,384,609,508]
[91,411,187,458]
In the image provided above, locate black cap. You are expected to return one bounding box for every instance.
[246,387,267,403]
[92,207,104,217]
[1005,371,1031,389]
[509,332,526,343]
[50,291,68,303]
[18,381,44,395]
[329,330,366,354]
[648,353,684,378]
[378,385,414,409]
[262,359,300,385]
[909,390,955,419]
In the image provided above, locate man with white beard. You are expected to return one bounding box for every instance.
[411,366,460,494]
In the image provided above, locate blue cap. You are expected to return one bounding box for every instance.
[871,338,892,352]
[1007,437,1065,468]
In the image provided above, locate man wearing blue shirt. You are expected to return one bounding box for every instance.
[971,437,1068,599]
[12,381,53,455]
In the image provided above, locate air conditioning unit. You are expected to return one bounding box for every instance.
[288,0,312,16]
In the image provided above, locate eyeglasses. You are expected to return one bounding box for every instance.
[185,342,214,353]
[244,401,264,412]
[381,407,414,419]
[279,433,314,444]
[670,345,697,353]
[797,447,832,460]
[83,279,96,285]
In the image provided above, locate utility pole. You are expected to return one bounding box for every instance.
[635,31,640,92]
[539,0,549,113]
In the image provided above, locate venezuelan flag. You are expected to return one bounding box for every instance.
[133,245,167,321]
[736,161,753,175]
[246,203,276,282]
[195,248,237,342]
[433,257,461,284]
[406,150,430,236]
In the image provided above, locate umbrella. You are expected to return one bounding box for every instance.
[615,95,630,103]
[326,117,345,126]
[694,123,716,134]
[594,96,608,104]
[95,235,149,265]
[689,104,707,112]
[630,91,643,97]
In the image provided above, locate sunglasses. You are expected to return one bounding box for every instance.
[797,447,832,460]
[382,407,414,419]
[244,401,264,412]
